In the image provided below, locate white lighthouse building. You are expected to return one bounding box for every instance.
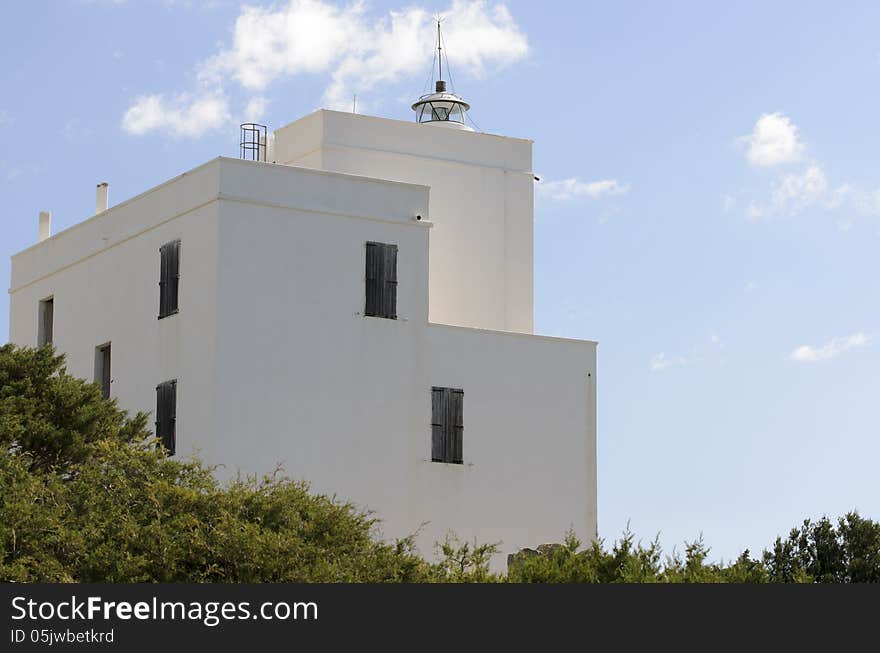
[8,71,597,567]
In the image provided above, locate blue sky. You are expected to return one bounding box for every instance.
[2,0,879,562]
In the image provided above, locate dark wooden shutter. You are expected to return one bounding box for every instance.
[159,243,168,317]
[156,380,177,455]
[155,383,164,449]
[99,344,111,399]
[159,241,180,318]
[383,244,398,319]
[431,387,446,462]
[431,387,463,464]
[168,241,180,314]
[365,242,380,316]
[365,242,397,319]
[155,382,166,451]
[450,389,464,464]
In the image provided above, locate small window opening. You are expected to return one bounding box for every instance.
[431,387,463,464]
[37,297,54,346]
[158,240,180,319]
[156,379,177,455]
[94,343,111,399]
[365,242,398,319]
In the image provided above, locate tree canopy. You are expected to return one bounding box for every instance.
[506,518,880,584]
[1,344,878,583]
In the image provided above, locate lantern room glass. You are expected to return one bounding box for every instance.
[417,101,467,125]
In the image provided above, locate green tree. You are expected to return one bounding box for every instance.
[763,512,880,583]
[508,529,666,583]
[0,344,147,473]
[508,519,880,583]
[720,550,770,583]
[432,534,502,582]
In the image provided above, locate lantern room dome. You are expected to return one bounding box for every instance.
[412,80,473,131]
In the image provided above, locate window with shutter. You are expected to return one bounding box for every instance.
[158,240,180,319]
[95,343,111,399]
[155,379,177,455]
[431,386,463,464]
[365,242,398,319]
[38,297,53,346]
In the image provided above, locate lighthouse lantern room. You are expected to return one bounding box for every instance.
[411,20,473,131]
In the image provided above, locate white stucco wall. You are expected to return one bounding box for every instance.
[9,161,223,452]
[9,155,596,569]
[418,324,597,559]
[274,110,535,335]
[209,164,596,562]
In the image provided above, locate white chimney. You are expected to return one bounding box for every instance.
[38,211,52,242]
[96,182,109,214]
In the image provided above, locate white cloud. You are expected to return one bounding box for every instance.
[203,0,527,109]
[537,178,630,201]
[745,162,880,221]
[124,0,528,136]
[650,353,688,371]
[122,93,230,137]
[199,0,366,94]
[746,164,829,219]
[742,112,805,167]
[824,183,853,211]
[790,332,871,362]
[0,110,12,128]
[738,113,880,222]
[244,96,269,122]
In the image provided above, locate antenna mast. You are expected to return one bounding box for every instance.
[437,19,442,82]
